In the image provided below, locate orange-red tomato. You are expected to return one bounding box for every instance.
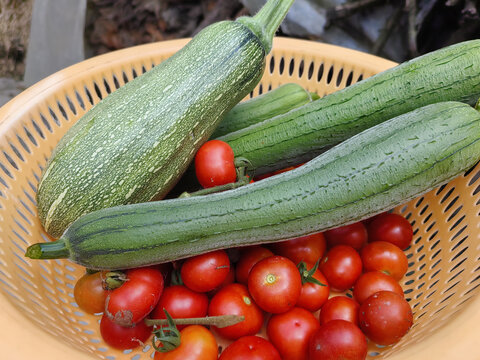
[208,283,264,340]
[195,140,236,188]
[353,271,404,304]
[270,232,326,267]
[235,246,274,285]
[360,241,409,281]
[319,296,360,326]
[74,271,110,314]
[267,307,320,360]
[154,325,218,360]
[248,255,302,314]
[219,335,281,360]
[324,222,368,251]
[358,291,413,345]
[367,213,413,250]
[181,250,230,293]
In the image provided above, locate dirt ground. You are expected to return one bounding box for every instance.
[1,0,479,80]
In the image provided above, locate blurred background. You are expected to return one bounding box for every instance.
[1,0,479,106]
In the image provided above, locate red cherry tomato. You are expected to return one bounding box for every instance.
[154,325,218,360]
[353,271,404,304]
[208,262,237,296]
[358,291,413,345]
[269,232,326,267]
[100,314,152,350]
[324,222,368,251]
[247,255,302,314]
[319,245,362,292]
[308,320,367,360]
[208,283,264,340]
[367,212,413,250]
[319,296,360,326]
[235,246,274,285]
[296,267,330,312]
[105,266,165,326]
[181,250,230,293]
[267,307,320,360]
[360,241,409,280]
[219,335,281,360]
[195,140,236,188]
[151,285,208,330]
[74,271,110,314]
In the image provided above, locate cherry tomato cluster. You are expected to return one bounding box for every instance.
[73,206,414,360]
[74,145,415,359]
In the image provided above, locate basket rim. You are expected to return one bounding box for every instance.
[0,36,478,360]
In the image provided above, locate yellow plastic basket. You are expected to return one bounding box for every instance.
[1,37,480,360]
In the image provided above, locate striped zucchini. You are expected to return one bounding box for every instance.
[26,101,480,270]
[218,40,480,175]
[211,83,318,138]
[36,0,295,238]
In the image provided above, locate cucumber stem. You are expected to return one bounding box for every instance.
[237,0,295,53]
[25,240,69,259]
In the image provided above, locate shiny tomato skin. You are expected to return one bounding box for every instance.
[74,271,110,314]
[319,296,360,326]
[324,222,368,251]
[358,291,413,345]
[353,271,404,304]
[151,285,208,330]
[154,325,218,360]
[235,246,274,285]
[219,336,281,360]
[105,266,165,326]
[270,232,326,267]
[367,213,413,250]
[267,307,320,360]
[208,262,236,296]
[319,245,362,292]
[360,241,409,280]
[247,255,302,314]
[195,140,236,188]
[181,250,230,293]
[297,268,330,312]
[308,320,367,360]
[208,283,264,340]
[100,314,152,350]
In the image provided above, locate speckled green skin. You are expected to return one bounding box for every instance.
[219,40,480,174]
[36,20,266,238]
[33,102,480,270]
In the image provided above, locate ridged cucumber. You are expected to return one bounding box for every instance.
[36,0,295,238]
[218,40,480,175]
[26,101,480,270]
[211,83,317,138]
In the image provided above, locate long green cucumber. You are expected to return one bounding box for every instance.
[26,101,480,270]
[218,40,480,175]
[35,0,295,238]
[211,83,318,138]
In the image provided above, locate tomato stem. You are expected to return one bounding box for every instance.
[145,314,245,329]
[178,157,253,198]
[103,271,127,290]
[297,260,327,286]
[152,310,181,353]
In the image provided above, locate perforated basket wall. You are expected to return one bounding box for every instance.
[1,37,480,360]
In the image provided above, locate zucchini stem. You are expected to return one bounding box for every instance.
[25,240,69,259]
[237,0,295,53]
